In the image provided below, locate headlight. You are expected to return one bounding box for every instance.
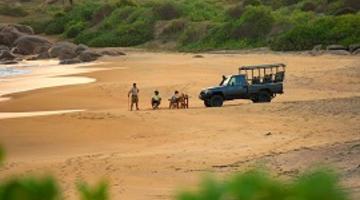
[204,90,211,94]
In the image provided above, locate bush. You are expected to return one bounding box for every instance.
[77,181,109,200]
[180,0,225,22]
[177,168,349,200]
[230,6,274,39]
[271,14,360,51]
[226,4,244,19]
[152,1,182,20]
[21,20,50,34]
[0,4,28,17]
[65,21,88,38]
[44,17,67,35]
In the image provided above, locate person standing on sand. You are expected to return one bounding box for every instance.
[128,83,139,111]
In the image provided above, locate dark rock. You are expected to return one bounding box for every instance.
[98,49,126,56]
[326,45,347,51]
[59,58,82,65]
[352,49,360,55]
[193,54,204,58]
[312,44,323,51]
[0,60,18,65]
[58,48,77,60]
[75,44,89,54]
[37,51,50,60]
[0,24,34,46]
[327,50,351,55]
[79,50,101,62]
[349,44,360,53]
[0,45,9,51]
[13,35,52,55]
[48,42,77,58]
[0,50,16,61]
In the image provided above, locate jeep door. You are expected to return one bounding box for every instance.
[225,76,248,100]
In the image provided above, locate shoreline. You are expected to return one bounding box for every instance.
[0,59,109,102]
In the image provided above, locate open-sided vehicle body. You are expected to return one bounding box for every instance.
[199,63,286,107]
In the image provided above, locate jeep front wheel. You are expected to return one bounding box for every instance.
[210,95,224,107]
[204,100,211,107]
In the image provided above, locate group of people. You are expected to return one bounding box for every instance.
[127,83,189,111]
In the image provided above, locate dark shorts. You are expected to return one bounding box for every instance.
[131,95,138,103]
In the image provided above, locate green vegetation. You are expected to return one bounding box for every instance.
[0,145,352,200]
[0,4,28,17]
[25,0,359,51]
[177,169,348,200]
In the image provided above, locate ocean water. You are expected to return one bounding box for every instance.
[0,66,31,78]
[0,60,60,78]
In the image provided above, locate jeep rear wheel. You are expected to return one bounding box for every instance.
[210,95,224,107]
[204,100,211,107]
[256,91,272,103]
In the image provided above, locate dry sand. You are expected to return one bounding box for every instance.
[0,52,359,199]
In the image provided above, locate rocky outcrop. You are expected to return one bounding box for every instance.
[352,49,360,55]
[79,50,101,62]
[98,49,126,56]
[0,45,9,51]
[12,35,52,55]
[349,44,360,53]
[0,24,34,46]
[327,50,351,55]
[48,42,77,58]
[75,44,89,54]
[59,58,82,65]
[326,45,347,51]
[0,50,16,61]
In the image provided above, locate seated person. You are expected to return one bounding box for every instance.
[151,90,161,109]
[169,90,180,109]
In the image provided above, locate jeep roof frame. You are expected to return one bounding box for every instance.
[238,63,286,81]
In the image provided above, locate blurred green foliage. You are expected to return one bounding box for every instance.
[77,181,109,200]
[0,4,28,17]
[177,168,349,200]
[26,0,359,51]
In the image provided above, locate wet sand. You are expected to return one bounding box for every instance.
[0,52,359,199]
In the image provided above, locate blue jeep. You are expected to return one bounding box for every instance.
[199,63,286,107]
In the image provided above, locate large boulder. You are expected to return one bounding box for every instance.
[75,44,89,54]
[352,49,360,55]
[326,45,347,51]
[0,45,9,51]
[327,50,351,55]
[12,35,52,55]
[59,58,82,65]
[0,24,34,46]
[0,50,16,61]
[79,50,101,62]
[48,42,77,59]
[0,24,34,35]
[349,44,360,53]
[98,49,126,56]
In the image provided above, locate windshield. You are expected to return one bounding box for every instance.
[220,76,231,86]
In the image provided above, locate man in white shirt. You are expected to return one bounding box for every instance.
[128,83,139,111]
[151,90,162,109]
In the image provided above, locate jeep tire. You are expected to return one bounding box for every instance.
[256,91,272,103]
[210,95,224,107]
[204,100,211,107]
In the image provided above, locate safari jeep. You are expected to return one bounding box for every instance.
[199,63,286,107]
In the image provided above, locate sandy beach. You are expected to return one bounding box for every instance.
[0,51,359,199]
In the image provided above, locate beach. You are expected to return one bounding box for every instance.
[0,51,359,199]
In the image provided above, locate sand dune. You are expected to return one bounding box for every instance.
[0,52,359,199]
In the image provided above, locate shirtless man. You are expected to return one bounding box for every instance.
[128,83,139,111]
